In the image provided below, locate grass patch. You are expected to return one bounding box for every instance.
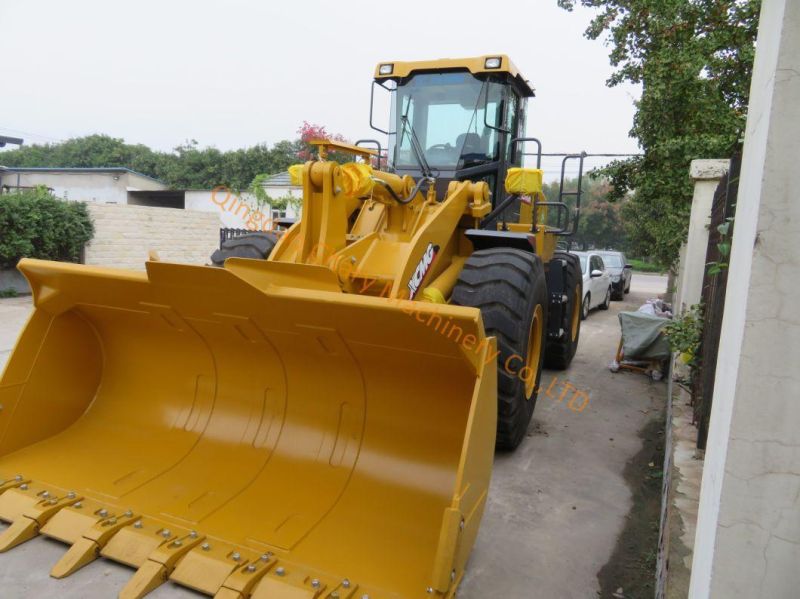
[628,258,667,274]
[0,288,19,298]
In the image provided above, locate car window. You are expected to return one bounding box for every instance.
[579,255,587,273]
[589,256,598,271]
[596,256,605,270]
[601,254,623,267]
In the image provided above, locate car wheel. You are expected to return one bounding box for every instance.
[581,293,590,320]
[624,278,631,294]
[600,287,611,310]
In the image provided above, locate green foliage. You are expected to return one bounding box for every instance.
[0,134,301,191]
[558,0,760,265]
[663,303,704,367]
[706,216,734,274]
[0,187,94,269]
[543,175,628,250]
[246,175,302,216]
[0,288,18,298]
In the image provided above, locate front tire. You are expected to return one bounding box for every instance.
[544,252,582,370]
[210,232,277,266]
[452,248,548,451]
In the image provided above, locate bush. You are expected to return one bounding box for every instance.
[0,187,94,269]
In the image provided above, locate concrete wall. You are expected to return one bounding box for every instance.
[690,1,800,597]
[85,204,221,270]
[674,160,729,314]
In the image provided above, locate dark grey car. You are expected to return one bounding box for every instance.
[597,251,632,299]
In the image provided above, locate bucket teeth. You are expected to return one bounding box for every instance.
[119,531,205,599]
[0,486,81,552]
[50,537,100,578]
[119,559,169,599]
[0,517,39,552]
[50,511,139,578]
[213,553,275,599]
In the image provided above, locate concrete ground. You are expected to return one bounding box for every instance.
[0,274,667,598]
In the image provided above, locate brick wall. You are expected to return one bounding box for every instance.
[85,204,220,270]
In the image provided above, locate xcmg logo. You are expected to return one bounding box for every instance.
[407,242,439,300]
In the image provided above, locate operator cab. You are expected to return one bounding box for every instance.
[372,55,535,200]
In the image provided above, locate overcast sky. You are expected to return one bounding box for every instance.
[0,0,640,178]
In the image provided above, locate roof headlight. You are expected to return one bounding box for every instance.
[378,63,394,75]
[484,57,502,69]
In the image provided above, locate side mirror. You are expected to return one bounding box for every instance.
[590,269,603,278]
[624,264,633,269]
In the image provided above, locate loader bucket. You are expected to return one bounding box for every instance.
[0,258,496,599]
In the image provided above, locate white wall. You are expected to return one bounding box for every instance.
[674,159,729,314]
[85,204,220,270]
[0,171,166,204]
[185,186,300,231]
[690,0,800,596]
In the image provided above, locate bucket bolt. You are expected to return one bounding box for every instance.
[275,567,286,576]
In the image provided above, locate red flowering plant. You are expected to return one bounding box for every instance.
[296,121,353,164]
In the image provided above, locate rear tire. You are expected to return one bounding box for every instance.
[210,232,277,266]
[581,294,590,320]
[600,287,611,310]
[452,248,548,451]
[544,252,582,370]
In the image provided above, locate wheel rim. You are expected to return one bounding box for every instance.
[524,304,544,399]
[571,286,580,341]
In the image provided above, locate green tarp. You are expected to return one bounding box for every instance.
[619,311,671,360]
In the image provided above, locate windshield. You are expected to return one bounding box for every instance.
[601,254,623,267]
[390,72,505,171]
[578,256,587,273]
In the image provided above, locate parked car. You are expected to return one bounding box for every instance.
[597,250,633,299]
[573,251,612,319]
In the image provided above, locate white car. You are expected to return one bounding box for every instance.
[573,251,612,319]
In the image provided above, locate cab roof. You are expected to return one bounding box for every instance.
[374,55,535,97]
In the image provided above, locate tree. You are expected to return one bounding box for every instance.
[558,0,760,265]
[543,176,629,251]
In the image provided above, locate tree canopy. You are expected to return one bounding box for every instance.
[558,0,760,265]
[0,133,307,191]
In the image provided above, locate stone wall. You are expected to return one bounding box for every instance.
[85,204,221,270]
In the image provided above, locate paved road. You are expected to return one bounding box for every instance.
[461,273,667,598]
[0,274,667,598]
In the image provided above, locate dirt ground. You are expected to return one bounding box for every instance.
[0,274,667,598]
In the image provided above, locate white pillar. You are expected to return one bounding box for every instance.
[690,0,800,597]
[674,160,729,314]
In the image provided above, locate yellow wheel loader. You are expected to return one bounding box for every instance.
[0,55,584,598]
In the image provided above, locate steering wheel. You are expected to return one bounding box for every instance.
[427,143,452,152]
